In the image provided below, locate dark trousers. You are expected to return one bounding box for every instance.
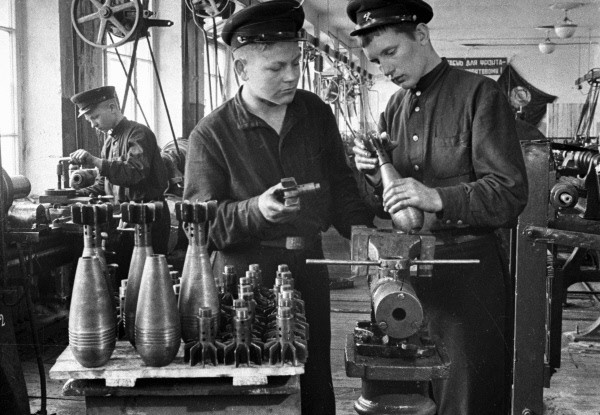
[415,234,511,415]
[213,242,336,415]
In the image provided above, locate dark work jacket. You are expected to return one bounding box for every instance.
[184,88,374,252]
[379,59,528,231]
[83,118,168,204]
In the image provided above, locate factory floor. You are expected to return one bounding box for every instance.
[19,228,600,415]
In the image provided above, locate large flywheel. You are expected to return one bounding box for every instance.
[71,0,143,49]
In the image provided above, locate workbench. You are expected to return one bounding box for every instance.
[50,341,303,414]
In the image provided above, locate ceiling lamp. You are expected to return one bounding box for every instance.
[536,26,557,54]
[550,2,584,39]
[539,38,557,54]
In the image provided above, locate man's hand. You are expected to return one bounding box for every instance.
[382,177,443,214]
[70,149,101,169]
[258,182,300,223]
[352,138,379,175]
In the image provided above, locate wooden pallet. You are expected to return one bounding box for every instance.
[49,341,304,387]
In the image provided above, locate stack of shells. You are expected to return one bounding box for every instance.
[68,203,116,367]
[184,262,310,367]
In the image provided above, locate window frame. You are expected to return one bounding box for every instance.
[0,0,19,175]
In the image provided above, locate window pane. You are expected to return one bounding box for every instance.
[0,0,13,28]
[0,30,15,136]
[134,61,155,129]
[106,54,130,111]
[1,134,17,175]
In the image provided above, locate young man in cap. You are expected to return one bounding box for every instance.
[183,1,373,413]
[70,85,170,256]
[347,0,528,414]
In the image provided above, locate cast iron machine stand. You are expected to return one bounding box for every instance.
[307,227,479,415]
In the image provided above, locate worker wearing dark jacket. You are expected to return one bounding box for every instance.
[347,0,528,414]
[183,1,374,414]
[70,86,170,255]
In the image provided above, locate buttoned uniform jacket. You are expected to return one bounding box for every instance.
[183,87,373,415]
[80,117,171,258]
[184,88,374,252]
[375,58,528,415]
[378,58,528,231]
[81,117,168,204]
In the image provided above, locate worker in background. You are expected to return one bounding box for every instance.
[69,86,170,258]
[346,0,528,414]
[183,1,374,413]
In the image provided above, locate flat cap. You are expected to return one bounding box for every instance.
[221,0,305,50]
[347,0,433,36]
[70,86,117,117]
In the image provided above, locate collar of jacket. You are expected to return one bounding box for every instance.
[414,58,449,94]
[109,117,129,137]
[231,86,308,131]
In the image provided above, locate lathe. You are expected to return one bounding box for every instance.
[308,227,479,415]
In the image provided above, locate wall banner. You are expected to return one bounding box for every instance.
[446,58,507,76]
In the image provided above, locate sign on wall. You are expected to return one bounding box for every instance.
[446,58,507,76]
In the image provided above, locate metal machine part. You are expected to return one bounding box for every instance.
[1,168,31,213]
[308,227,479,415]
[69,168,97,190]
[222,307,264,367]
[184,307,225,367]
[71,0,173,49]
[7,201,50,231]
[277,177,321,207]
[264,306,308,366]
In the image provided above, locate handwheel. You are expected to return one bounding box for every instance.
[71,0,142,49]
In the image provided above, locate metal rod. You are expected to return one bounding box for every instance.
[121,35,140,115]
[306,259,480,266]
[567,290,600,295]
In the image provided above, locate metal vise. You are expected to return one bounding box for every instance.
[307,226,479,415]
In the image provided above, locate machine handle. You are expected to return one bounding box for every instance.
[306,258,480,266]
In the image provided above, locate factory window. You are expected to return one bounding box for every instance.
[204,41,232,113]
[0,0,18,175]
[104,34,156,129]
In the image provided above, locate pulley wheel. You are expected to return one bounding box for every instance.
[71,0,142,49]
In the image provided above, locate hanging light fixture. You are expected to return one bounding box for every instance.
[550,2,584,39]
[536,26,557,54]
[539,37,557,54]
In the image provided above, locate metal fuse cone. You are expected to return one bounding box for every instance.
[135,254,181,367]
[176,201,220,343]
[69,256,116,367]
[122,202,156,347]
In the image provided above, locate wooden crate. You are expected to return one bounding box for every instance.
[50,341,304,387]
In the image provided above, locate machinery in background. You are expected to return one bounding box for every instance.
[307,227,479,415]
[71,0,173,49]
[512,140,600,415]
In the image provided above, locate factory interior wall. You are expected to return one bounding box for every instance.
[369,41,600,136]
[14,0,600,194]
[18,0,65,196]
